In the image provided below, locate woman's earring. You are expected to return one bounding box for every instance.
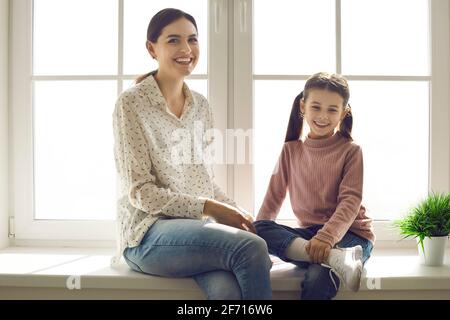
[298,111,304,119]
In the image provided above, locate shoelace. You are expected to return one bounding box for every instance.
[321,263,339,291]
[320,246,359,291]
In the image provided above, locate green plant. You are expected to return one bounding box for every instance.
[393,192,450,254]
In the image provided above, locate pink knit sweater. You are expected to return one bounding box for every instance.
[256,132,375,247]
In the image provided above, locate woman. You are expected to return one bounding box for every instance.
[111,8,272,300]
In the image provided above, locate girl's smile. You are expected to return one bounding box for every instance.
[313,120,330,128]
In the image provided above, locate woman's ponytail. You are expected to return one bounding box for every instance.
[284,91,304,143]
[135,72,153,84]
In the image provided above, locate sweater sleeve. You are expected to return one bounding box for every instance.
[314,145,364,247]
[113,93,206,219]
[256,144,291,220]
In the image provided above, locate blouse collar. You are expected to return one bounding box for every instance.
[137,71,197,113]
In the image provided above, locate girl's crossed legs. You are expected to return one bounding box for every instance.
[254,220,373,300]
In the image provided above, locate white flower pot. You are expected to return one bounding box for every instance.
[417,236,449,266]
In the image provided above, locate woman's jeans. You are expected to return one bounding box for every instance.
[254,220,373,300]
[123,218,273,300]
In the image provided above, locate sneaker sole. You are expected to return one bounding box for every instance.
[353,245,363,262]
[351,260,363,292]
[350,246,363,292]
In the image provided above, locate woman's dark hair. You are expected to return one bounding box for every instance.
[136,8,198,84]
[284,72,353,142]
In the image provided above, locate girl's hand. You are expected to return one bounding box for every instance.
[305,238,332,264]
[203,200,257,234]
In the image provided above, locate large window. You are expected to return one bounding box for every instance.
[10,0,449,244]
[32,0,207,221]
[11,0,210,241]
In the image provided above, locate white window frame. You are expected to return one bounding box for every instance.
[232,0,450,244]
[10,0,229,245]
[9,0,449,247]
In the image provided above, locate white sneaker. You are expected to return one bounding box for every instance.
[323,245,363,292]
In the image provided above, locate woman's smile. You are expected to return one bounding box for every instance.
[174,57,194,65]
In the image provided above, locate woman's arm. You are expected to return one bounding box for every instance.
[203,199,256,233]
[213,182,238,208]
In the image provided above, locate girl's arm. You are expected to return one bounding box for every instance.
[113,95,206,219]
[256,144,291,221]
[314,146,364,247]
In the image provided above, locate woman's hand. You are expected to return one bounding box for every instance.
[203,200,257,233]
[305,238,332,264]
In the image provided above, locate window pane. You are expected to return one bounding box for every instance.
[185,79,207,98]
[34,81,117,220]
[254,0,335,75]
[123,80,136,90]
[254,80,305,218]
[350,81,429,220]
[341,0,429,75]
[33,0,118,75]
[124,0,207,75]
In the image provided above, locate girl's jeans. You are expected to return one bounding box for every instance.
[254,220,373,300]
[123,218,273,300]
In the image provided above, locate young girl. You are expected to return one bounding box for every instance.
[111,8,272,300]
[254,72,375,300]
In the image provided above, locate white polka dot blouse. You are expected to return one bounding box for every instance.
[111,72,236,266]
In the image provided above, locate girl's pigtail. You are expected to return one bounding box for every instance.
[284,91,304,143]
[339,104,353,140]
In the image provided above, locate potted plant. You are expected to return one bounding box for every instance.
[394,192,450,266]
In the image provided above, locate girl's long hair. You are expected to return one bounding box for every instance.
[284,72,353,142]
[136,8,198,84]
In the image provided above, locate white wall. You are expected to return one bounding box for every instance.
[0,0,9,249]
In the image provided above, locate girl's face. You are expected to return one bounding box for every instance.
[147,18,199,78]
[300,89,348,139]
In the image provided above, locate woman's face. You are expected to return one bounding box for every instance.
[147,18,199,78]
[300,89,347,139]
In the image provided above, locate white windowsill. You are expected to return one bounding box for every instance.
[0,246,449,299]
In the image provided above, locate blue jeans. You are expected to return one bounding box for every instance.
[254,220,373,300]
[123,218,273,300]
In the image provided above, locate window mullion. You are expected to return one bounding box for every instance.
[335,0,342,74]
[232,0,253,211]
[117,0,124,95]
[208,0,229,196]
[429,0,450,192]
